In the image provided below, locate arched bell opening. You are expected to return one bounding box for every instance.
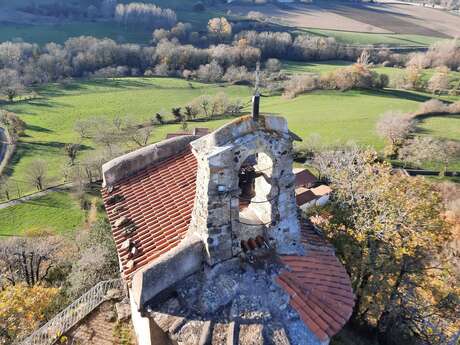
[238,152,275,227]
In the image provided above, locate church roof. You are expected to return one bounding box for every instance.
[276,221,354,341]
[101,130,354,342]
[101,146,197,281]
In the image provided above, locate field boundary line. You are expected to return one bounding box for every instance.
[0,182,74,209]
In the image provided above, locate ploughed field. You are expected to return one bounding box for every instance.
[1,0,459,45]
[227,1,460,45]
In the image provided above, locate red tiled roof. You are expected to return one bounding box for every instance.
[165,132,190,139]
[295,188,317,205]
[165,128,210,139]
[276,222,355,341]
[101,147,197,281]
[294,168,317,188]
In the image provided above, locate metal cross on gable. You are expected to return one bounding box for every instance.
[254,61,260,96]
[252,61,261,121]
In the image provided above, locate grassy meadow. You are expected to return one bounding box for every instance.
[302,29,442,46]
[3,73,458,196]
[282,60,460,84]
[0,61,458,236]
[0,0,222,45]
[0,191,85,236]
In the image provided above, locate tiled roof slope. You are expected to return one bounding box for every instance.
[294,168,317,188]
[276,221,355,342]
[101,147,197,281]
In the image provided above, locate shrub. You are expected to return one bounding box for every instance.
[67,220,118,297]
[223,65,250,83]
[418,99,449,114]
[196,60,223,82]
[265,58,282,73]
[448,101,460,114]
[283,74,319,98]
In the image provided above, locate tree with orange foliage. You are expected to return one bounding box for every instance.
[311,146,458,344]
[0,283,59,344]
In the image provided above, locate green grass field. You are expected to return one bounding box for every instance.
[417,114,460,141]
[0,0,221,45]
[3,74,459,197]
[302,28,443,46]
[0,191,85,236]
[0,22,151,45]
[282,60,460,98]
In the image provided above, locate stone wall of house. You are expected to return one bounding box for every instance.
[189,115,302,265]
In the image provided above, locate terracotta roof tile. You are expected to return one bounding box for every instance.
[101,147,197,281]
[276,221,355,342]
[295,188,317,205]
[294,168,317,188]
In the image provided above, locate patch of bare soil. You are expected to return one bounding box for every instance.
[227,1,460,38]
[372,2,460,38]
[228,3,391,33]
[324,1,454,38]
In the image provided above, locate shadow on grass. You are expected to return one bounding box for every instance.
[33,77,214,98]
[368,89,434,102]
[25,124,53,133]
[414,114,460,138]
[3,141,92,178]
[18,198,68,209]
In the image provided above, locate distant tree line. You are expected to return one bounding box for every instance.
[1,14,459,102]
[115,2,177,29]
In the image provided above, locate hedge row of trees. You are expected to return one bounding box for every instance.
[0,36,262,101]
[407,39,460,71]
[283,62,389,98]
[375,99,460,169]
[115,2,177,29]
[1,24,458,101]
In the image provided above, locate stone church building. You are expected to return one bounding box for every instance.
[101,96,354,345]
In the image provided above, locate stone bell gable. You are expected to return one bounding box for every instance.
[101,111,355,345]
[189,115,302,265]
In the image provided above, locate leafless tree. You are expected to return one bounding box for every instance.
[25,159,48,191]
[399,136,460,174]
[0,236,62,287]
[376,111,414,156]
[92,123,119,154]
[129,126,152,147]
[265,58,282,73]
[357,49,371,66]
[74,118,93,139]
[64,143,80,165]
[428,66,450,95]
[399,136,439,168]
[418,99,449,114]
[0,68,24,102]
[312,143,371,185]
[196,60,223,83]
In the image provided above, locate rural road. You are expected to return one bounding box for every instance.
[0,128,8,170]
